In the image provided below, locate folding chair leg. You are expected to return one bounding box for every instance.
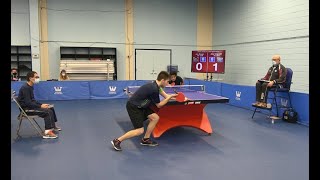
[24,116,44,137]
[16,118,23,137]
[252,107,257,119]
[33,118,43,133]
[28,119,44,137]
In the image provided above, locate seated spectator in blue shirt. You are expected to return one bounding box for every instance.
[17,71,62,139]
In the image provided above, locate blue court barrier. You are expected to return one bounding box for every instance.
[187,79,309,126]
[89,80,148,99]
[11,80,308,125]
[34,81,91,100]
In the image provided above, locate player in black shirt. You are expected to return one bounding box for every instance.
[111,71,178,151]
[169,71,184,86]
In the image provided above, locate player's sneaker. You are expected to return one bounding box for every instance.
[111,139,122,151]
[42,130,58,139]
[140,138,158,146]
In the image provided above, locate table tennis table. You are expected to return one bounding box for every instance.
[126,85,229,138]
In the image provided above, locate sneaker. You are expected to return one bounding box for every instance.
[266,103,272,108]
[42,130,58,139]
[140,138,158,146]
[111,139,122,151]
[259,102,267,108]
[252,102,260,106]
[54,126,62,131]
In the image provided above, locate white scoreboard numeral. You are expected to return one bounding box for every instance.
[213,63,218,71]
[196,63,202,71]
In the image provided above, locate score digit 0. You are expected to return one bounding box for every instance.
[196,62,202,70]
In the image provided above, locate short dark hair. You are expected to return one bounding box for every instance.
[156,71,170,81]
[26,71,37,82]
[170,71,177,76]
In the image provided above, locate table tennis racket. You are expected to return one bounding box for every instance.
[173,89,186,102]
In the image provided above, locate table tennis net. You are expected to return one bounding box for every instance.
[126,85,205,94]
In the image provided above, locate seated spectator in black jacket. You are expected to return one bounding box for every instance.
[253,55,287,108]
[11,68,19,81]
[17,71,62,139]
[169,71,184,86]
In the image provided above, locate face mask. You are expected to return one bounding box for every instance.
[62,73,66,76]
[272,61,277,66]
[34,78,40,84]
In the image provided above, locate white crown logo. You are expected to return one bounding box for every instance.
[109,86,117,94]
[235,91,241,100]
[281,98,288,107]
[54,87,63,94]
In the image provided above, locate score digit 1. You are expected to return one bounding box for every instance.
[213,63,218,71]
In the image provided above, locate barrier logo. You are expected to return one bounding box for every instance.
[109,86,117,94]
[235,91,241,100]
[281,98,288,107]
[54,87,63,94]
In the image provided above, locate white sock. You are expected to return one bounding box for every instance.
[45,130,51,134]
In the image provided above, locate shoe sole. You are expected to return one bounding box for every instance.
[111,141,122,151]
[42,136,58,139]
[140,143,159,146]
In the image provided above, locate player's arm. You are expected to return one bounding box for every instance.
[180,76,184,85]
[159,87,178,100]
[154,88,177,108]
[155,94,177,108]
[159,89,170,99]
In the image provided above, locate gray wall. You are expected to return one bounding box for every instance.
[212,0,309,93]
[11,0,309,93]
[133,0,197,79]
[11,0,30,45]
[47,0,126,79]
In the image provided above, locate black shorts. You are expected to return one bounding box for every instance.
[126,101,155,129]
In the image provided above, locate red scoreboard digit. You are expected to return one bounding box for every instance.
[191,50,225,73]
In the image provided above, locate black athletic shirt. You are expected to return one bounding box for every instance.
[128,81,161,108]
[169,76,183,86]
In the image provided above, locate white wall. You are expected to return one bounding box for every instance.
[212,0,309,93]
[11,0,30,45]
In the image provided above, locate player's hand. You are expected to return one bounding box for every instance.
[170,94,178,99]
[41,104,50,109]
[267,81,274,87]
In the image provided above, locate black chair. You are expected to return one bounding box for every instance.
[252,68,293,123]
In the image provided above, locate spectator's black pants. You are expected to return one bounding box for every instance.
[25,107,58,130]
[256,82,270,103]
